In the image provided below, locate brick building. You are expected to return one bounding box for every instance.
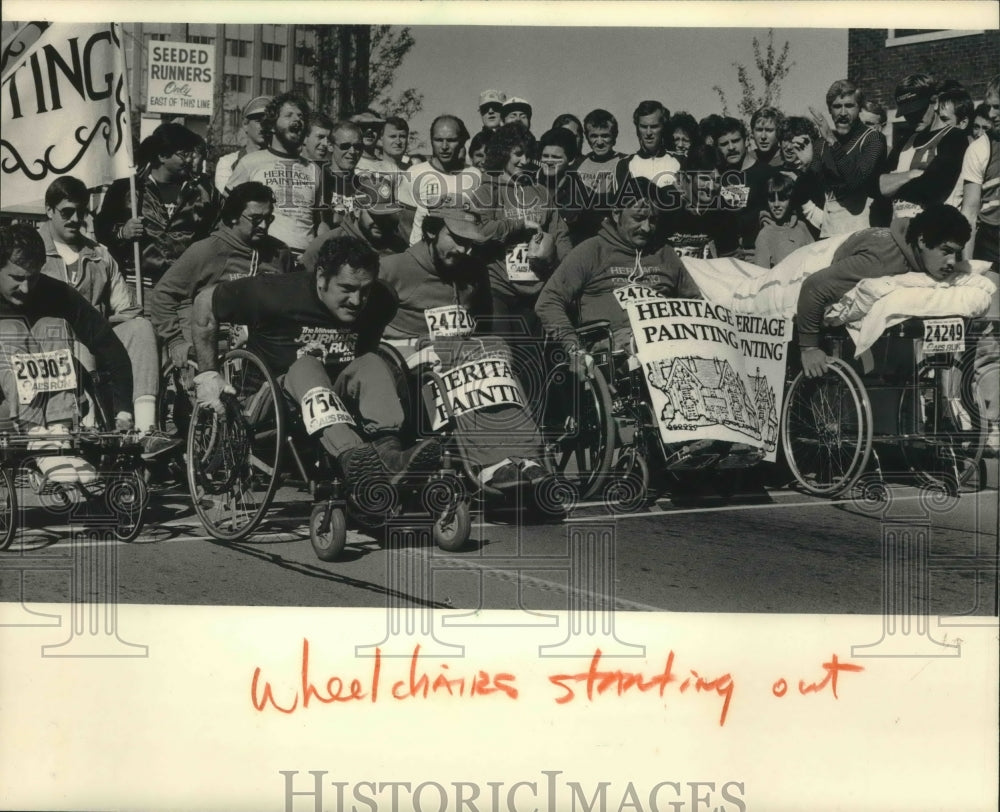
[848,28,999,126]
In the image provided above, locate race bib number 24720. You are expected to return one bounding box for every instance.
[11,349,77,405]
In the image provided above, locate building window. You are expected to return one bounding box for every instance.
[188,35,214,46]
[147,33,168,43]
[261,42,285,62]
[261,77,284,95]
[295,45,312,64]
[224,109,241,131]
[226,38,250,58]
[885,29,983,47]
[223,74,250,93]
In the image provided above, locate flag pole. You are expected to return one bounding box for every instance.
[129,174,143,311]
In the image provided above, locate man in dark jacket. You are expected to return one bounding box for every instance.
[95,123,222,296]
[1,224,134,484]
[148,182,294,370]
[797,204,972,378]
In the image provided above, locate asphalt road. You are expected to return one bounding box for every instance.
[3,463,996,616]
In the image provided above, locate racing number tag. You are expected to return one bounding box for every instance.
[424,305,475,339]
[612,284,662,309]
[11,349,77,405]
[721,184,750,209]
[923,318,964,354]
[301,387,355,435]
[505,243,538,282]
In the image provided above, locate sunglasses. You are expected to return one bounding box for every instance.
[55,206,89,220]
[335,142,364,152]
[241,213,275,227]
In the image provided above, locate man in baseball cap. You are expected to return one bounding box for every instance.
[214,95,271,193]
[479,89,506,132]
[502,97,533,131]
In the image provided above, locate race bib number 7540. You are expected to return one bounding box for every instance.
[11,349,77,405]
[301,387,355,435]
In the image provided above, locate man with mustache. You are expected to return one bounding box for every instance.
[808,79,886,236]
[226,92,321,260]
[149,182,295,372]
[191,235,440,490]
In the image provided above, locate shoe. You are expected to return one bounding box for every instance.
[664,438,720,471]
[27,425,98,487]
[716,442,764,470]
[337,436,442,487]
[483,461,521,492]
[139,430,184,461]
[519,458,550,485]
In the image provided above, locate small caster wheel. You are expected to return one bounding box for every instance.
[433,500,471,552]
[108,471,148,543]
[311,502,347,561]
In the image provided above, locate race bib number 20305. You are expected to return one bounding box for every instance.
[11,349,77,405]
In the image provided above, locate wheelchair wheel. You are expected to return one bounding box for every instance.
[606,446,652,511]
[781,358,873,497]
[541,362,615,500]
[0,466,17,551]
[186,349,285,541]
[432,499,472,552]
[897,356,987,490]
[310,502,347,562]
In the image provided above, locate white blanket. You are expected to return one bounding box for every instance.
[681,241,996,354]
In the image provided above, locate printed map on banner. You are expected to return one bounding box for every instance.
[623,290,790,462]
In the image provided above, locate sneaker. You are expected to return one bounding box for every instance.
[483,461,521,492]
[139,430,184,461]
[717,442,764,470]
[664,438,720,471]
[338,436,442,487]
[27,425,98,487]
[519,458,550,485]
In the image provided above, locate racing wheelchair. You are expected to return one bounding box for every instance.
[537,320,764,508]
[184,346,474,559]
[780,315,992,498]
[0,357,148,550]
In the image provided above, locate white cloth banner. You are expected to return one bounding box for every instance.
[426,357,527,431]
[625,295,790,462]
[1,22,133,210]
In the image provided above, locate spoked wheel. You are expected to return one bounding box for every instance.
[186,349,285,541]
[897,355,988,491]
[0,466,18,551]
[781,359,873,497]
[540,362,615,500]
[310,502,347,562]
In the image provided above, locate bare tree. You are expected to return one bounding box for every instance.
[713,30,795,119]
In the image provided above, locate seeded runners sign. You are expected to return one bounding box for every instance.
[146,41,214,116]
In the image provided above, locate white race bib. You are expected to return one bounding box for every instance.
[301,387,355,435]
[424,305,475,339]
[721,184,750,209]
[612,284,663,309]
[922,318,964,355]
[505,243,538,282]
[11,349,77,405]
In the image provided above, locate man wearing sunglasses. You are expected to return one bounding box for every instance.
[37,176,178,461]
[322,121,368,227]
[149,182,295,372]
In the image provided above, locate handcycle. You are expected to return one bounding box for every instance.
[780,315,991,498]
[537,320,764,509]
[0,361,148,550]
[184,345,474,560]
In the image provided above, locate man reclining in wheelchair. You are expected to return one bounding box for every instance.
[535,176,764,476]
[1,224,145,491]
[377,204,556,496]
[190,234,441,499]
